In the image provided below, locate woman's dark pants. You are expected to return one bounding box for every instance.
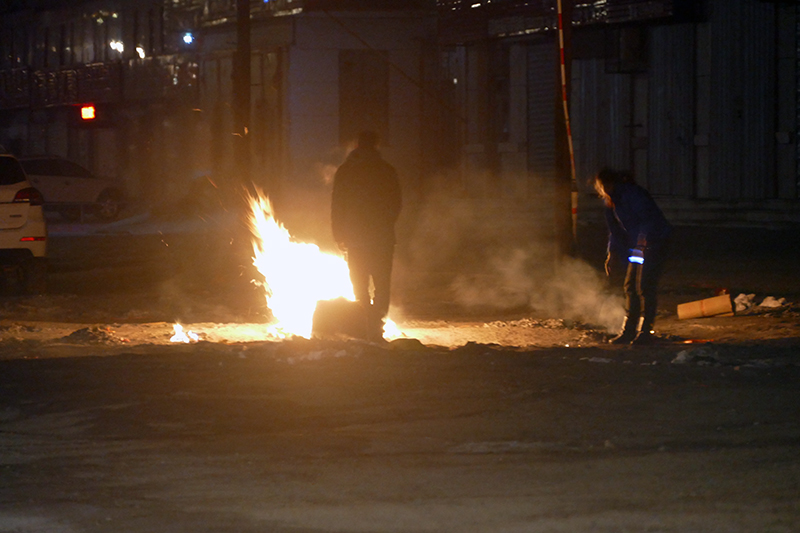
[622,243,669,334]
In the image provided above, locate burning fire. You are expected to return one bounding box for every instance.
[170,324,199,343]
[168,190,402,343]
[247,191,355,338]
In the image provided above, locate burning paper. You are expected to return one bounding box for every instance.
[170,324,199,343]
[247,192,354,338]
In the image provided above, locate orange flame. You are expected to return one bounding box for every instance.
[170,324,199,343]
[247,191,354,338]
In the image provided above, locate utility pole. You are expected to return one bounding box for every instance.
[233,0,251,186]
[554,0,576,258]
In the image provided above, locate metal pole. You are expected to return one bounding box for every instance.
[554,0,576,256]
[557,0,578,243]
[233,0,251,186]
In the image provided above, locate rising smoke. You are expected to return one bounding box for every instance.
[261,162,625,332]
[396,184,624,331]
[450,247,625,331]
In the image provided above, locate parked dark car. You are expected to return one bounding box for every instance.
[19,156,126,221]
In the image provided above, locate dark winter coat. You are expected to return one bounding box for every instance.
[608,182,672,250]
[331,147,402,248]
[605,207,628,257]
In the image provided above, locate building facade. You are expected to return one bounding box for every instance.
[437,0,800,227]
[0,0,438,229]
[1,0,798,234]
[0,0,205,205]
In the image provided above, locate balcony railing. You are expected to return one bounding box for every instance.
[0,58,198,110]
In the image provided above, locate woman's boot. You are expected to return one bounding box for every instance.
[609,315,639,344]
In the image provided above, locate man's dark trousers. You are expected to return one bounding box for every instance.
[346,244,394,321]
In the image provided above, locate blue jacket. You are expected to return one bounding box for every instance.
[608,182,671,250]
[605,207,628,256]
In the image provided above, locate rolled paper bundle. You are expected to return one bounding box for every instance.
[677,294,734,320]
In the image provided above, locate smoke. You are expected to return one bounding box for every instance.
[448,246,624,331]
[243,161,625,331]
[396,180,624,331]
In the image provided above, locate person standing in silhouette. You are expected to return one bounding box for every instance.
[331,131,402,340]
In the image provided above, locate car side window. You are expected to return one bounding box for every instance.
[21,159,57,176]
[59,160,93,178]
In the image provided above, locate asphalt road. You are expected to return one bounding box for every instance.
[1,338,799,532]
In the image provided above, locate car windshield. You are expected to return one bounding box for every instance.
[0,157,27,185]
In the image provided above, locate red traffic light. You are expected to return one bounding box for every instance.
[80,105,96,120]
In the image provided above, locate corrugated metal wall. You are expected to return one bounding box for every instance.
[648,23,695,197]
[526,38,556,190]
[707,0,776,201]
[570,0,787,208]
[571,58,633,190]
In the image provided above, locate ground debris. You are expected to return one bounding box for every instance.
[671,344,800,369]
[60,326,128,345]
[582,356,614,363]
[486,318,567,329]
[0,323,40,335]
[734,293,795,316]
[671,346,722,366]
[577,330,610,344]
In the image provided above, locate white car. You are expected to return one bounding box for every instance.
[0,154,47,294]
[20,156,126,222]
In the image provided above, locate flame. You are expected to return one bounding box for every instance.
[248,191,354,338]
[171,324,199,343]
[383,318,403,340]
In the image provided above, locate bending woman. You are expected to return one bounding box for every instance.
[594,168,672,345]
